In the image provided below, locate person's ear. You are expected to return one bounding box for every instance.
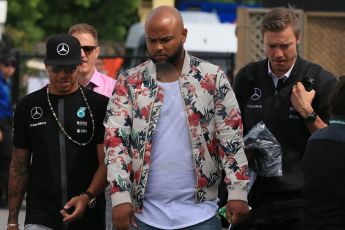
[296,38,301,54]
[296,34,301,45]
[181,28,187,43]
[95,46,100,58]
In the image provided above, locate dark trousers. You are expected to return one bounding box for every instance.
[234,219,302,230]
[0,120,13,207]
[233,198,303,230]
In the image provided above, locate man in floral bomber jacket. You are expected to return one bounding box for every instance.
[104,5,249,230]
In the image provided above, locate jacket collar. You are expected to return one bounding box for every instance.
[146,50,190,81]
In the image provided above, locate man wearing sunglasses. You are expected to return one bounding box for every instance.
[0,55,17,208]
[69,23,117,230]
[68,23,116,98]
[7,34,108,230]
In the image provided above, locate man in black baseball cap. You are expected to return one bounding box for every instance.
[7,34,108,230]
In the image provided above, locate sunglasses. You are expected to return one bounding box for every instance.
[47,65,78,74]
[5,61,17,67]
[81,46,97,54]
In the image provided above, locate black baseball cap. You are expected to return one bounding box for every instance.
[44,34,81,65]
[0,55,17,66]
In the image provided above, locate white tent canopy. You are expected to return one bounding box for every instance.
[125,11,237,53]
[184,23,237,53]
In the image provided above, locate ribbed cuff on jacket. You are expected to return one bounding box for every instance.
[111,191,132,207]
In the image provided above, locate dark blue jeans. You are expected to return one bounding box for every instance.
[130,215,222,230]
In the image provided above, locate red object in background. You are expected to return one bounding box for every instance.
[102,58,124,79]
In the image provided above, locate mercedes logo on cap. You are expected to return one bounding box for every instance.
[250,88,262,101]
[31,107,43,119]
[57,43,69,56]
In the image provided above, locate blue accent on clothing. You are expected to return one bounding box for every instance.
[77,107,86,118]
[309,122,345,143]
[329,119,345,125]
[0,73,12,120]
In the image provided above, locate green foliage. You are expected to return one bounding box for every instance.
[5,0,45,51]
[4,0,139,52]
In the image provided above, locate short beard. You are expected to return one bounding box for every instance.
[149,43,184,66]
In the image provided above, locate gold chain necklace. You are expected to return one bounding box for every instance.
[46,84,95,146]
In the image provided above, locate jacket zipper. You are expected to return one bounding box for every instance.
[138,86,158,207]
[177,80,199,203]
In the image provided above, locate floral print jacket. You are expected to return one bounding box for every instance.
[104,52,249,211]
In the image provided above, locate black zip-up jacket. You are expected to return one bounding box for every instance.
[233,56,337,205]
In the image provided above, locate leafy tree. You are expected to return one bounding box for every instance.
[5,0,45,52]
[5,0,139,52]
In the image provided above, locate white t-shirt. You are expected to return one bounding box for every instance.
[136,80,218,229]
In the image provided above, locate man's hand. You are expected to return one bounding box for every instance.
[290,82,315,117]
[0,130,3,142]
[226,200,249,225]
[60,195,89,222]
[112,203,136,230]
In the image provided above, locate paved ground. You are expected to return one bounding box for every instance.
[0,207,25,229]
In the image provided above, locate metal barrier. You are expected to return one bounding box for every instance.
[15,53,235,102]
